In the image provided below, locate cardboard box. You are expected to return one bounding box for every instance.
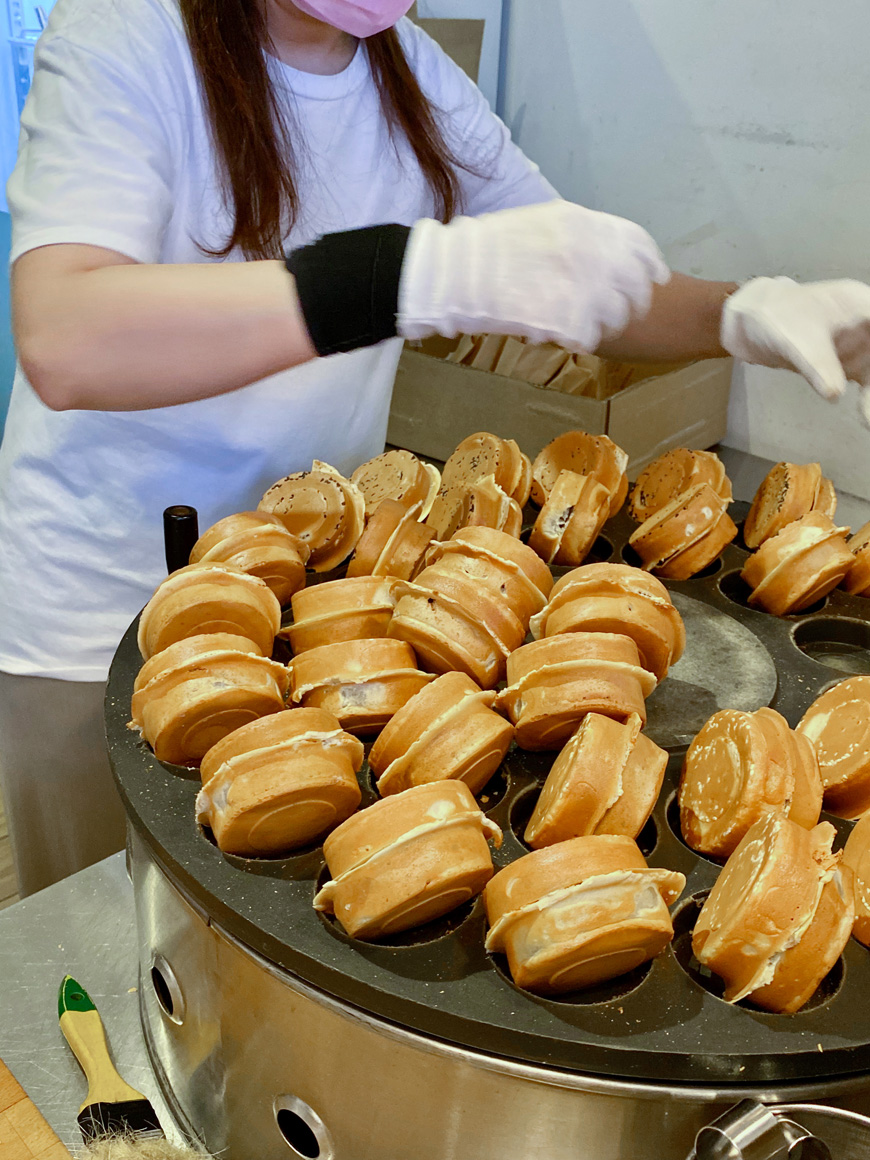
[388,345,732,475]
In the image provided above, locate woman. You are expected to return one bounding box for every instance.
[1,0,868,897]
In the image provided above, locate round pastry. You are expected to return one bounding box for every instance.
[389,569,524,689]
[814,475,838,520]
[678,707,822,859]
[842,813,870,946]
[282,576,397,654]
[524,712,668,848]
[314,780,503,940]
[842,521,870,596]
[258,461,366,572]
[530,563,685,681]
[530,431,629,517]
[441,431,530,504]
[797,676,870,817]
[424,484,469,541]
[288,638,433,735]
[629,449,732,524]
[458,474,523,538]
[130,634,290,766]
[390,528,549,689]
[484,835,685,995]
[350,449,441,520]
[196,708,363,856]
[137,562,281,660]
[628,483,737,579]
[741,512,854,616]
[692,813,854,1013]
[496,633,656,750]
[742,461,824,549]
[369,671,514,797]
[188,511,310,605]
[345,499,434,581]
[528,471,611,566]
[426,526,553,622]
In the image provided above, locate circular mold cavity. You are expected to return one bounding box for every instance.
[508,784,539,851]
[314,865,480,948]
[636,814,659,858]
[586,535,615,564]
[476,764,511,813]
[718,569,755,609]
[664,792,726,869]
[621,543,644,569]
[198,821,325,869]
[671,892,846,1015]
[150,953,185,1025]
[274,1096,334,1160]
[793,618,870,676]
[489,951,653,1007]
[687,557,724,580]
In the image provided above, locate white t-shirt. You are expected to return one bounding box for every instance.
[0,2,556,681]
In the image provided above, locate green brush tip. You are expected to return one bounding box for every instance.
[59,975,96,1019]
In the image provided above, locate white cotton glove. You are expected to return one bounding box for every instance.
[722,276,870,426]
[398,199,670,355]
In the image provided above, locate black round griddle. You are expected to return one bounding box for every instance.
[106,500,870,1086]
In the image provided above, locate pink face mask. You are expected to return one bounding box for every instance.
[292,0,414,37]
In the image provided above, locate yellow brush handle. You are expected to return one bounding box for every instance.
[59,1009,146,1113]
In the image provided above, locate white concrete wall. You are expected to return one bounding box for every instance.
[500,1,870,499]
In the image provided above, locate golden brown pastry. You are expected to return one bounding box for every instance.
[346,499,434,581]
[628,483,737,579]
[440,431,531,505]
[196,708,363,856]
[288,638,433,735]
[741,512,853,616]
[458,474,524,538]
[531,431,629,517]
[369,671,514,797]
[842,812,870,946]
[258,461,366,572]
[129,634,289,766]
[282,576,397,654]
[424,483,468,541]
[484,835,685,995]
[496,633,656,750]
[629,449,732,523]
[679,707,823,858]
[314,780,503,939]
[528,471,611,566]
[814,475,838,519]
[137,562,281,660]
[797,676,870,817]
[525,712,667,848]
[350,449,441,520]
[843,521,870,596]
[188,511,310,605]
[742,461,825,549]
[390,528,551,689]
[693,813,854,1013]
[530,563,685,681]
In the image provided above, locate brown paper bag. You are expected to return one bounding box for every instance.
[512,342,572,386]
[492,336,527,379]
[470,334,509,372]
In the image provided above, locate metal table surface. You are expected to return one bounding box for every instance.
[0,852,182,1152]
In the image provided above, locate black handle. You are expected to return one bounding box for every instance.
[163,505,199,574]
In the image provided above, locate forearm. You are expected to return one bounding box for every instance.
[15,253,316,411]
[595,272,737,363]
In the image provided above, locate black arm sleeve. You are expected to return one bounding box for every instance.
[284,224,412,357]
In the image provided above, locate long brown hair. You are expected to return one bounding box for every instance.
[180,1,467,260]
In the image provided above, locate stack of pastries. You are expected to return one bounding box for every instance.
[128,431,870,1013]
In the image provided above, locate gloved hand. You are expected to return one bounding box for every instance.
[722,276,870,425]
[398,199,670,355]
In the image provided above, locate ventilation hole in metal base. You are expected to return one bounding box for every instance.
[150,954,185,1025]
[277,1110,320,1159]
